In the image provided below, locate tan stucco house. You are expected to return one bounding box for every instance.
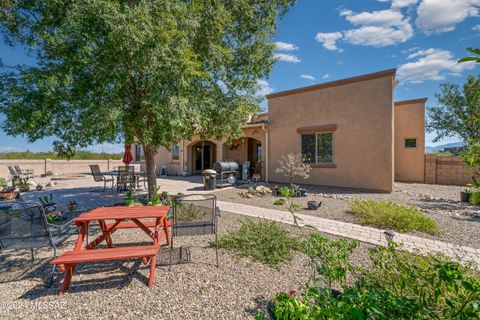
[132,69,426,192]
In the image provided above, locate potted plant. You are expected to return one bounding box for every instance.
[460,184,472,203]
[0,178,7,191]
[19,182,30,192]
[67,200,78,212]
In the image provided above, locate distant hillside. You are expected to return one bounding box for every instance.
[425,141,464,153]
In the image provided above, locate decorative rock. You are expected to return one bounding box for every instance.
[307,201,321,210]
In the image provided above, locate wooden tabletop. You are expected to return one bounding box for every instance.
[74,206,170,224]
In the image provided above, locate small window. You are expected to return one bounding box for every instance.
[135,144,145,161]
[172,143,180,160]
[404,138,417,148]
[301,132,334,164]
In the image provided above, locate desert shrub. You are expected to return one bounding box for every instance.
[469,191,480,205]
[348,199,439,235]
[275,153,311,185]
[273,198,285,206]
[271,242,480,319]
[175,203,206,222]
[302,233,358,288]
[217,219,299,266]
[45,171,54,176]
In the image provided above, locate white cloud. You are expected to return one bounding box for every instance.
[256,79,274,97]
[416,0,480,34]
[343,20,414,47]
[320,5,414,50]
[300,74,315,81]
[323,73,331,79]
[391,0,419,8]
[274,41,299,52]
[473,24,480,31]
[397,48,477,83]
[401,47,420,54]
[315,32,343,51]
[341,9,405,27]
[273,53,301,63]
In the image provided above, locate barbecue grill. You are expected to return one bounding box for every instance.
[212,162,238,187]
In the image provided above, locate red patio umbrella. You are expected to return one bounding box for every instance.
[122,144,133,165]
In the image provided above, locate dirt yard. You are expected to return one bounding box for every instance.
[0,211,372,320]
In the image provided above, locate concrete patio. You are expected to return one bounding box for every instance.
[21,175,217,212]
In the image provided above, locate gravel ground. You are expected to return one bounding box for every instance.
[0,211,372,320]
[215,182,480,248]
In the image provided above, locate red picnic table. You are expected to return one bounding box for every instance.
[51,206,171,295]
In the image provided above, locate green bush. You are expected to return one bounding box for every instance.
[302,233,358,288]
[348,199,439,235]
[469,191,480,205]
[45,171,54,176]
[217,219,299,266]
[271,242,480,319]
[273,198,285,206]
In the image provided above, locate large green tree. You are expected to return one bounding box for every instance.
[427,75,480,143]
[0,0,294,196]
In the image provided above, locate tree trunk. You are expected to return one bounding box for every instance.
[143,144,158,199]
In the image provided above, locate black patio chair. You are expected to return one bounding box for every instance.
[89,164,114,192]
[14,165,33,179]
[136,172,147,190]
[169,194,221,270]
[0,200,57,287]
[116,165,135,192]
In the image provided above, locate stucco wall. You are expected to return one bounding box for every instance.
[394,99,426,182]
[146,127,267,177]
[267,73,395,192]
[425,154,471,185]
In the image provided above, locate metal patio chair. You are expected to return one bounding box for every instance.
[116,165,135,192]
[7,166,20,180]
[168,194,221,270]
[89,164,114,192]
[14,165,33,179]
[0,201,57,287]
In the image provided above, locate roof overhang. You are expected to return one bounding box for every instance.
[266,68,397,100]
[394,98,428,106]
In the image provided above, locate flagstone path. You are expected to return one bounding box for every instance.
[217,201,480,267]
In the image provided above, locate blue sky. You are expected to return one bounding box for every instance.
[1,0,479,153]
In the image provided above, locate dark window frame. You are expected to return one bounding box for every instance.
[172,143,180,161]
[301,132,334,164]
[404,138,417,148]
[135,144,145,161]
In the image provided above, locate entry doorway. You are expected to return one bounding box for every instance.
[192,141,216,174]
[247,138,262,165]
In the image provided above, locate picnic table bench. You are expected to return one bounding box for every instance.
[51,206,171,295]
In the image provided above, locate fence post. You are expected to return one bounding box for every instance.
[108,159,111,171]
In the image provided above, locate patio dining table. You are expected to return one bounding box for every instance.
[104,170,147,191]
[51,206,171,295]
